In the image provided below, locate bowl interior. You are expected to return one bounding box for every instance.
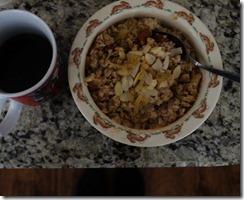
[80,9,209,130]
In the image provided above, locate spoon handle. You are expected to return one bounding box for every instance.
[190,58,240,83]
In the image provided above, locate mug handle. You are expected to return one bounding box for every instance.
[0,98,22,137]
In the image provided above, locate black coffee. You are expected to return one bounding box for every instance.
[0,33,52,93]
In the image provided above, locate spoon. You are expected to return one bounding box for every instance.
[152,30,240,83]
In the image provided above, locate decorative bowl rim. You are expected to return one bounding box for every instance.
[68,0,223,147]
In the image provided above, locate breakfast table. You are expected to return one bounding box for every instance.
[0,0,240,168]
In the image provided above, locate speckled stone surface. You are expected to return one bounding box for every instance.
[0,0,240,168]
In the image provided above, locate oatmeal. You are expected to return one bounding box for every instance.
[85,17,202,129]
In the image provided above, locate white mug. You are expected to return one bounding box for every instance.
[0,9,62,137]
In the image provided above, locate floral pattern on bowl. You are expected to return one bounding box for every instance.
[68,0,222,147]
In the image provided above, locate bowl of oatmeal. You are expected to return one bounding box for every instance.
[68,0,222,147]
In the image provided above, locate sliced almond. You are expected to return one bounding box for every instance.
[130,63,140,78]
[134,69,146,86]
[127,53,141,64]
[145,53,156,65]
[120,92,134,102]
[134,94,143,115]
[142,44,151,53]
[149,88,158,96]
[128,51,143,56]
[121,75,134,92]
[172,65,181,79]
[152,58,163,71]
[141,62,150,70]
[140,87,158,96]
[127,75,134,89]
[119,50,126,60]
[157,50,169,59]
[158,80,168,88]
[150,47,161,55]
[163,55,169,70]
[156,73,168,82]
[114,81,123,96]
[134,94,149,115]
[117,68,129,76]
[121,76,129,92]
[135,79,145,93]
[170,47,183,57]
[147,79,157,90]
[140,94,149,106]
[144,72,153,85]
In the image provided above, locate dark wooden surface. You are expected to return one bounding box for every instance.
[0,165,240,196]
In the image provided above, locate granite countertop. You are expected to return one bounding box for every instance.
[0,0,240,168]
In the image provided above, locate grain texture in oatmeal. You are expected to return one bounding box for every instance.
[85,17,202,129]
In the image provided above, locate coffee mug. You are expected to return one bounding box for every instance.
[0,9,62,137]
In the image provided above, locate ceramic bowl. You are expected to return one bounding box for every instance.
[68,0,222,147]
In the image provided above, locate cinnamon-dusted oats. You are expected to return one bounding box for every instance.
[85,17,202,129]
